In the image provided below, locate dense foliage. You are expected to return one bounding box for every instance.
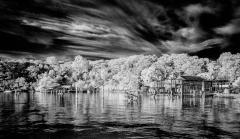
[1,52,240,92]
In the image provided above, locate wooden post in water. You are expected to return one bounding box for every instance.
[202,81,205,93]
[75,86,78,112]
[103,84,104,93]
[75,85,78,105]
[221,81,223,91]
[181,84,183,98]
[201,91,205,112]
[174,80,177,93]
[75,84,77,94]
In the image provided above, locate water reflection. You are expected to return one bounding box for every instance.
[0,92,240,138]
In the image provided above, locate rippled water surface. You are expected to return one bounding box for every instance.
[0,92,240,139]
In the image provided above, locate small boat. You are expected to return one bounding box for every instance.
[205,93,215,97]
[4,90,12,93]
[214,93,240,99]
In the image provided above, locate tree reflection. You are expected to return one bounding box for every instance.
[1,92,240,138]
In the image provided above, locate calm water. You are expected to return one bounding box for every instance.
[0,92,240,139]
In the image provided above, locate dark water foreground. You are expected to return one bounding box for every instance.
[0,92,240,139]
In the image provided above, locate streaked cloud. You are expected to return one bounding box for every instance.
[0,0,239,59]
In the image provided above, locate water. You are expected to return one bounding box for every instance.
[0,92,240,139]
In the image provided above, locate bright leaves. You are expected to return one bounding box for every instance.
[1,52,240,91]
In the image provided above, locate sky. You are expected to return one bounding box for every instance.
[0,0,240,60]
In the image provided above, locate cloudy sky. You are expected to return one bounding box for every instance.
[0,0,240,59]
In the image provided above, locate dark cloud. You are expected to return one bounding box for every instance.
[0,0,240,59]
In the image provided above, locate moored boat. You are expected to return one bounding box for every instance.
[4,90,12,93]
[214,93,240,99]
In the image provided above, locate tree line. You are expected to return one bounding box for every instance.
[0,52,240,92]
